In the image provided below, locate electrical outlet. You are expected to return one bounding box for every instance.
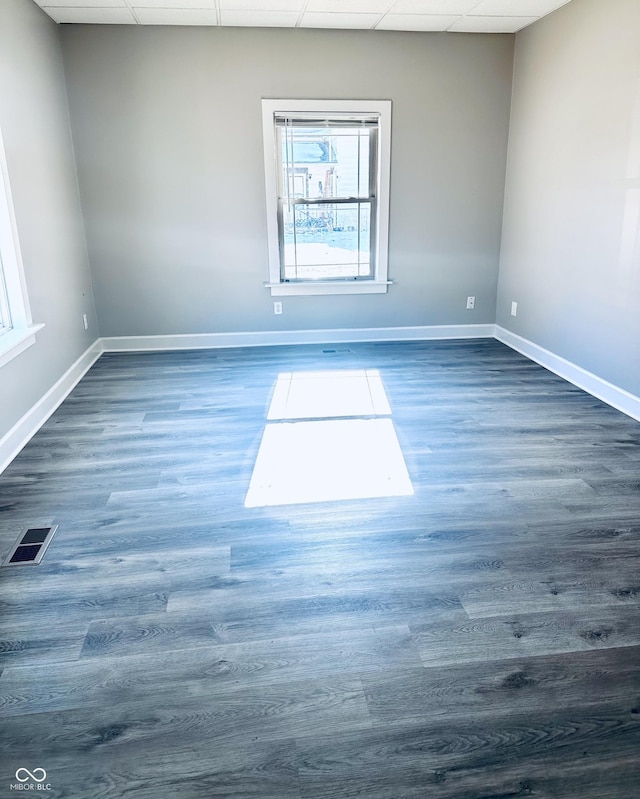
[511,301,518,317]
[82,313,88,330]
[466,296,475,310]
[273,301,282,315]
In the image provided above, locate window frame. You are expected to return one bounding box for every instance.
[0,251,11,332]
[0,125,42,368]
[261,99,392,297]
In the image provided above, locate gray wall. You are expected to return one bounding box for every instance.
[497,0,640,396]
[0,0,98,440]
[60,25,514,337]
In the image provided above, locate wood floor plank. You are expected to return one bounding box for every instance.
[0,620,88,669]
[361,646,640,724]
[411,605,640,667]
[460,573,640,618]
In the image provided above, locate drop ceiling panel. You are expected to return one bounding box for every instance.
[43,6,136,22]
[41,0,126,6]
[133,7,218,24]
[134,0,216,7]
[389,0,478,12]
[221,9,300,25]
[469,0,571,15]
[299,12,381,28]
[376,13,458,31]
[220,0,304,9]
[450,14,538,31]
[307,0,391,12]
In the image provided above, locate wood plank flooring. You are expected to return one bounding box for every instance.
[0,339,639,798]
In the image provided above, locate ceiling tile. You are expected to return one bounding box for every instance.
[133,7,218,24]
[42,6,136,23]
[220,0,304,10]
[220,10,300,25]
[299,12,381,28]
[134,0,216,7]
[389,0,477,12]
[376,13,458,30]
[469,0,571,15]
[449,14,537,31]
[306,0,390,12]
[40,0,125,6]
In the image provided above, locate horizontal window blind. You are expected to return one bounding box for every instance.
[274,116,379,129]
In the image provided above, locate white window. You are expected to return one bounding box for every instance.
[0,126,42,368]
[262,100,392,296]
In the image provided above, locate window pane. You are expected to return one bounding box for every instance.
[282,201,371,280]
[279,127,371,202]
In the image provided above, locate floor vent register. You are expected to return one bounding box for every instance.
[1,526,58,567]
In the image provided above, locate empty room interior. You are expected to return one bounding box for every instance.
[1,0,640,796]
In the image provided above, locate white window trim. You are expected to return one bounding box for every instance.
[261,99,392,297]
[0,126,43,368]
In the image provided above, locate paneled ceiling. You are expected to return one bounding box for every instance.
[33,0,574,32]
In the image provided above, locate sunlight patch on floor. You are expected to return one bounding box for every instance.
[267,369,391,420]
[244,418,413,507]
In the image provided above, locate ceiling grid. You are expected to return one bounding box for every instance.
[33,0,574,31]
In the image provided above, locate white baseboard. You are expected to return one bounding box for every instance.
[101,324,496,352]
[0,339,104,475]
[495,325,640,422]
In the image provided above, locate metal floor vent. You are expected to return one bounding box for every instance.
[2,526,58,567]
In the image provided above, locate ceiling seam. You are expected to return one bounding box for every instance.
[122,0,141,24]
[371,0,399,30]
[295,0,310,28]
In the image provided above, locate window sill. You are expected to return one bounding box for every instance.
[0,324,44,369]
[265,281,392,297]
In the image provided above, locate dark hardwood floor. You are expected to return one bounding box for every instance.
[0,339,639,798]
